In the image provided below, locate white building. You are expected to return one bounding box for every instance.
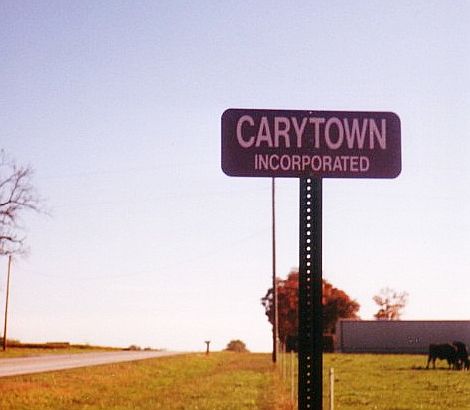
[336,320,470,354]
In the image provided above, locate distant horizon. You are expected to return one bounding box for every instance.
[9,315,470,354]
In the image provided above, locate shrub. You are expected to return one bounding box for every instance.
[225,340,249,353]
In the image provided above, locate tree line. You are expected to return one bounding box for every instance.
[261,270,407,351]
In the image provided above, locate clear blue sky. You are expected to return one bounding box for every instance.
[1,1,469,352]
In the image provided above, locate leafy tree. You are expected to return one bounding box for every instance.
[225,339,249,353]
[373,287,408,320]
[262,271,298,349]
[261,270,360,349]
[0,150,43,255]
[323,280,361,333]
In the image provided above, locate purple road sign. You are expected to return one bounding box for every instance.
[221,108,401,178]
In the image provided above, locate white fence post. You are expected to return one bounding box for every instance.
[329,367,335,410]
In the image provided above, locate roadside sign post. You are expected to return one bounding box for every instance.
[298,177,322,409]
[205,340,211,355]
[221,108,401,410]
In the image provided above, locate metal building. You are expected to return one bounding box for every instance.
[336,320,470,354]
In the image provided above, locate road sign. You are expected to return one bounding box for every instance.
[221,108,401,178]
[221,107,402,410]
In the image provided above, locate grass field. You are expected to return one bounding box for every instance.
[1,352,470,409]
[0,352,290,410]
[323,353,470,409]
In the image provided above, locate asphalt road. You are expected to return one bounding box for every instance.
[0,350,184,377]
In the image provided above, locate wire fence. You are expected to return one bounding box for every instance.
[277,345,298,408]
[277,346,336,410]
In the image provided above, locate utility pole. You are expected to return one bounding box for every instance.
[272,178,279,363]
[3,255,12,351]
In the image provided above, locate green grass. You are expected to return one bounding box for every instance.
[0,352,291,410]
[2,352,470,409]
[324,354,470,409]
[277,353,470,409]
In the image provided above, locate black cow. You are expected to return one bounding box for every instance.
[452,341,470,370]
[426,343,459,369]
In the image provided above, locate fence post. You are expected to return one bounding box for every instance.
[290,350,295,406]
[329,368,335,410]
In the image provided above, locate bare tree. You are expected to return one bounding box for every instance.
[373,287,408,320]
[0,150,43,256]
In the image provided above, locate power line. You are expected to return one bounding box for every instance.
[16,226,271,281]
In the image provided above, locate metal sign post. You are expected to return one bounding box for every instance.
[298,178,322,409]
[272,177,279,363]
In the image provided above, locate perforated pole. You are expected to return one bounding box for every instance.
[272,177,279,363]
[298,178,322,410]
